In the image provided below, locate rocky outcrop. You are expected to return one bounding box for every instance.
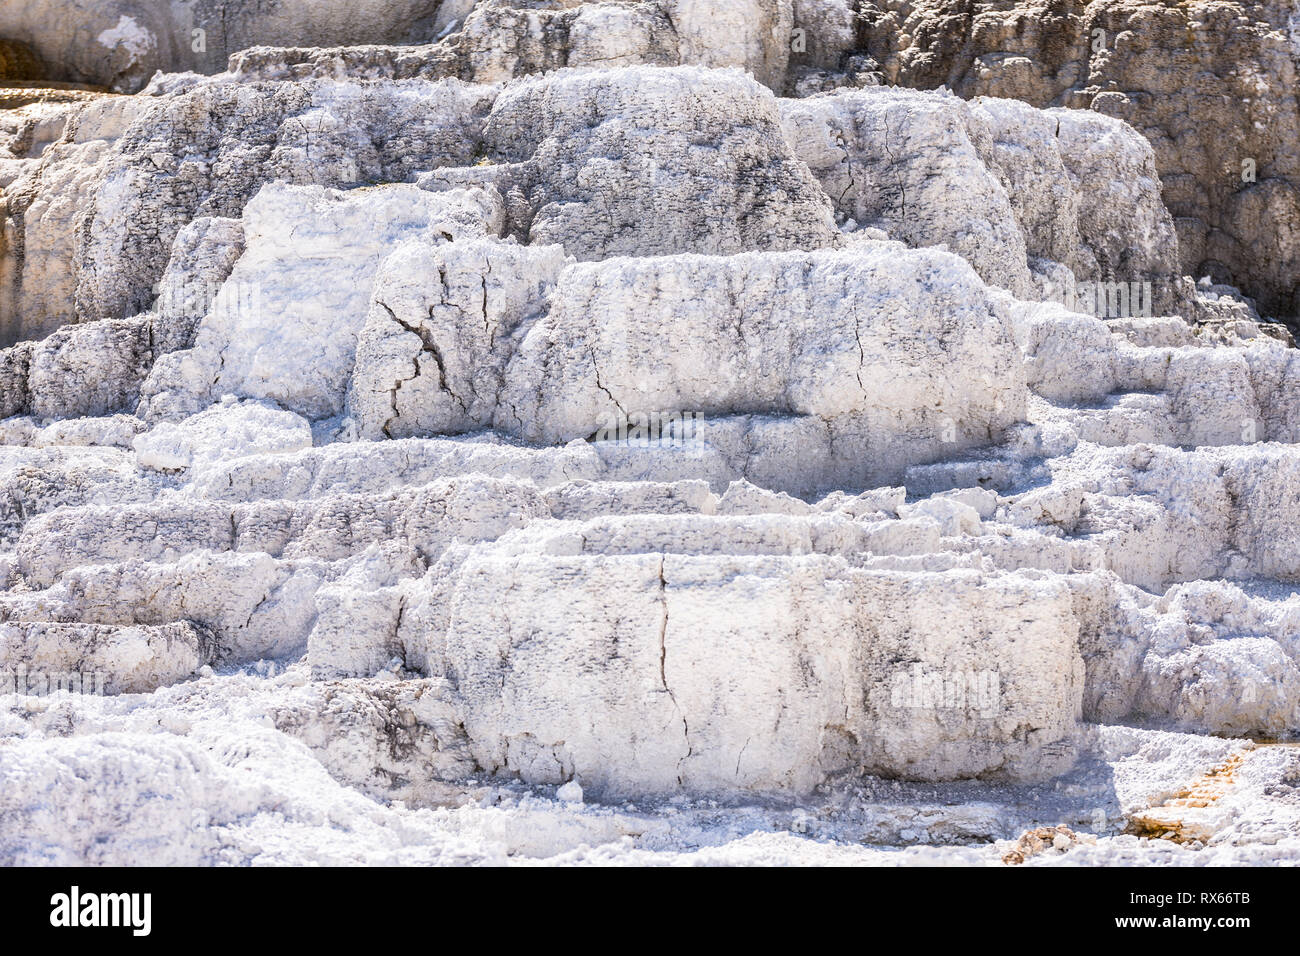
[0,0,800,93]
[0,61,1176,349]
[0,76,494,343]
[780,86,1187,307]
[0,0,451,91]
[7,0,1290,325]
[349,239,1024,490]
[2,1,1298,867]
[431,546,1083,794]
[790,0,1300,326]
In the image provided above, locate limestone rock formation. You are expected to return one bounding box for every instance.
[1,0,1298,867]
[789,0,1300,328]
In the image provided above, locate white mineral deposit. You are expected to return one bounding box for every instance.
[0,0,1297,869]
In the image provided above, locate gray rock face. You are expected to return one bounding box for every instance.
[0,0,799,93]
[202,0,798,89]
[0,0,449,91]
[432,546,1082,796]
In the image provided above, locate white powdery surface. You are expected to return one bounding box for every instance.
[133,399,313,472]
[3,668,1297,865]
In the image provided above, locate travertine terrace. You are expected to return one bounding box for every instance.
[0,0,1298,866]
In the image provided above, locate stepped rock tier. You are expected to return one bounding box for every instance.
[0,0,1297,866]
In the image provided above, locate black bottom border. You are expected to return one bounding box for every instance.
[0,864,1280,942]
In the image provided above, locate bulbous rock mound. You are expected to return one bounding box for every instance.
[792,0,1300,331]
[0,1,1298,867]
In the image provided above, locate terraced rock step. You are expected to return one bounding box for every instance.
[0,620,214,694]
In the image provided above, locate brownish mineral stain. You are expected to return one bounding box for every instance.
[1126,751,1246,843]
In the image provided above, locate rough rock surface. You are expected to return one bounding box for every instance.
[349,239,1025,491]
[0,0,450,91]
[1,2,1297,867]
[790,0,1300,327]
